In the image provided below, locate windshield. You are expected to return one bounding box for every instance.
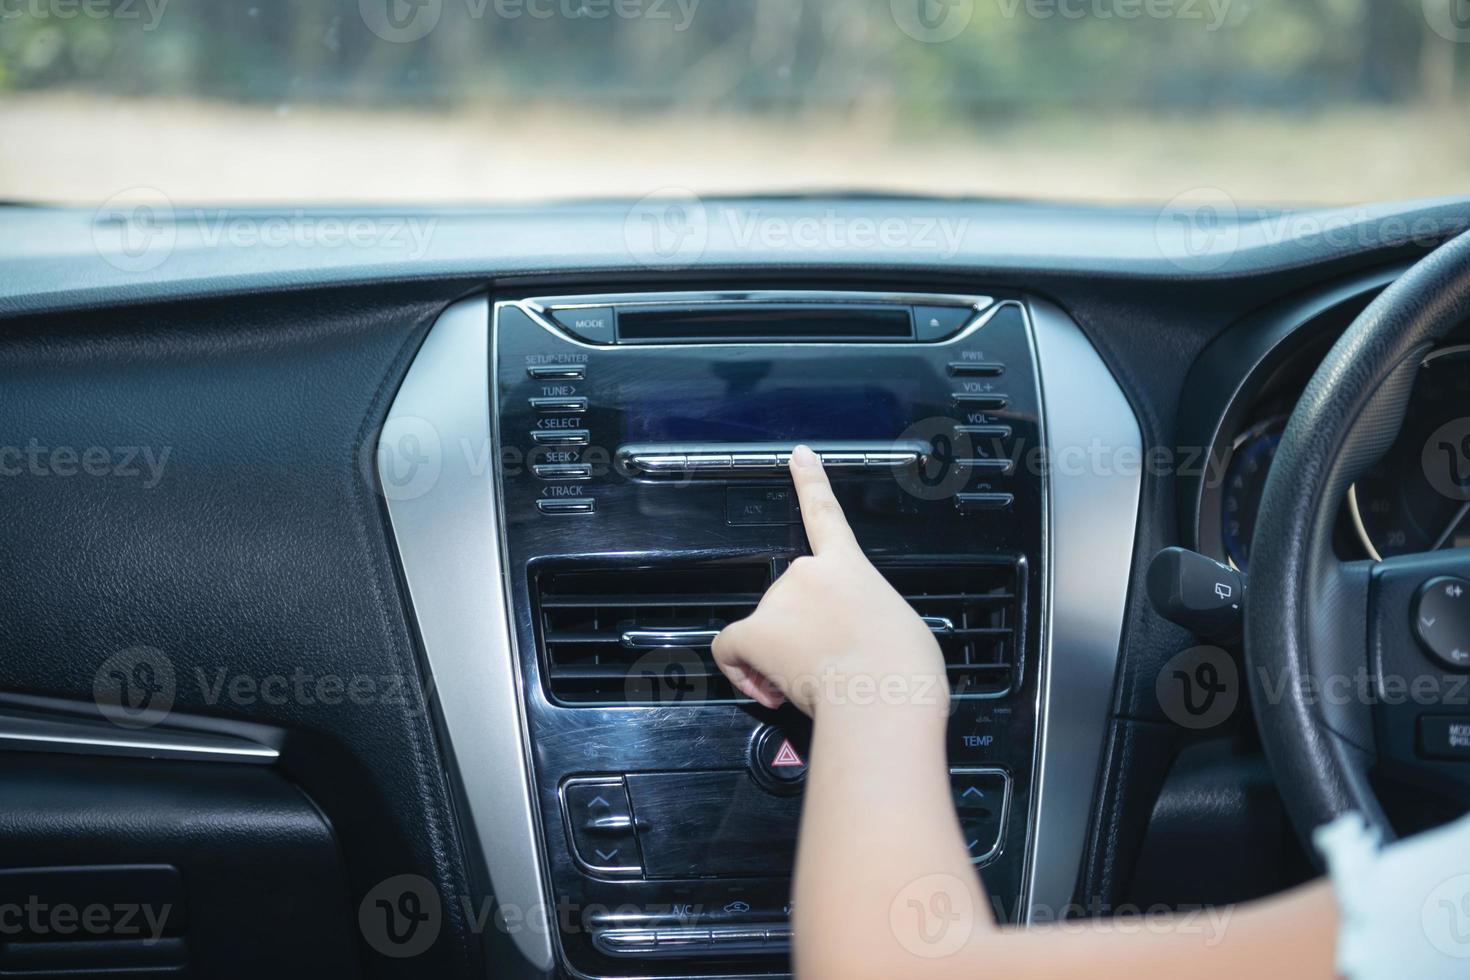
[1,0,1465,206]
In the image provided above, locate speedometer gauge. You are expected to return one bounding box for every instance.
[1220,416,1287,570]
[1350,346,1470,559]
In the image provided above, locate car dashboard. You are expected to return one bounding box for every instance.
[2,196,1468,979]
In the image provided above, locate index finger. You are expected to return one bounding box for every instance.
[789,445,860,556]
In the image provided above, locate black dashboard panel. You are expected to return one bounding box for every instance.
[492,294,1044,977]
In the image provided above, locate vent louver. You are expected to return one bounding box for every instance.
[535,560,1022,705]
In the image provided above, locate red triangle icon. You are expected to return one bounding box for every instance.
[771,739,805,768]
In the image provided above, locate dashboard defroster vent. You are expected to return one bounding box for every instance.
[535,559,1022,706]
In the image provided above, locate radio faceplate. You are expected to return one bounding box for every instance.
[492,291,1045,979]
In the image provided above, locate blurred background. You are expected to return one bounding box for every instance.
[1,0,1468,205]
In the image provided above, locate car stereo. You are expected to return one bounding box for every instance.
[491,289,1044,978]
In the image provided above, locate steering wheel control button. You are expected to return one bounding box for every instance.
[1145,547,1246,640]
[1413,577,1470,671]
[537,498,595,516]
[949,769,1010,866]
[562,778,642,876]
[751,725,809,792]
[954,492,1014,513]
[913,305,973,342]
[1418,716,1470,760]
[550,306,616,344]
[529,395,587,414]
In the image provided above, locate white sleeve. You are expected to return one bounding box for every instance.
[1315,810,1470,979]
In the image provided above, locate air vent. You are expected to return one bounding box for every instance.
[535,559,1023,706]
[536,564,772,705]
[875,561,1022,699]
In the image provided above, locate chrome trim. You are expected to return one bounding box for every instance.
[378,295,555,972]
[511,291,1001,351]
[951,766,1013,867]
[524,289,993,317]
[619,629,722,649]
[0,709,278,764]
[1023,298,1143,920]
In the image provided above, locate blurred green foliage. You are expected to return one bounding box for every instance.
[0,0,1464,117]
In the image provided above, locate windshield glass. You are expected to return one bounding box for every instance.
[1,0,1465,205]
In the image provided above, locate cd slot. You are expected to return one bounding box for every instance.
[616,304,913,343]
[618,440,929,479]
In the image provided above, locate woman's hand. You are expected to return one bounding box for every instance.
[711,445,948,716]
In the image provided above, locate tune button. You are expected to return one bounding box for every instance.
[1414,576,1470,671]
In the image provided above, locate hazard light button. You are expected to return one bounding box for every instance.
[751,725,808,792]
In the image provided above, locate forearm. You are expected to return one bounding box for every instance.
[793,696,992,980]
[792,697,1339,980]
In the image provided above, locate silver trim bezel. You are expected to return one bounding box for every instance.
[379,295,556,973]
[1021,297,1143,921]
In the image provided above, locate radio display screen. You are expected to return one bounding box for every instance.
[618,381,920,443]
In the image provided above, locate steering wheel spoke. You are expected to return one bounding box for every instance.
[1370,549,1470,799]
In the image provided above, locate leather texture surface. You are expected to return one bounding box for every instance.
[1246,229,1470,849]
[0,753,358,978]
[0,279,484,979]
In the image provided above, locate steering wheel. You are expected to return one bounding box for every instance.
[1248,230,1470,852]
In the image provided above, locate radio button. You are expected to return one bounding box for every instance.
[818,452,866,469]
[683,454,731,470]
[630,454,687,474]
[864,451,914,468]
[956,424,1012,440]
[951,392,1008,411]
[550,306,616,344]
[955,492,1014,513]
[527,364,586,381]
[958,458,1015,476]
[531,429,589,446]
[534,463,592,480]
[914,305,973,342]
[537,498,596,516]
[948,361,1004,377]
[729,453,778,470]
[530,396,587,414]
